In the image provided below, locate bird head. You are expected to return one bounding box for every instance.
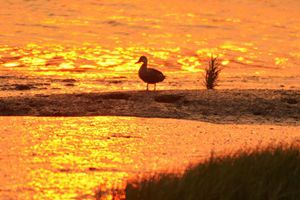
[135,56,148,64]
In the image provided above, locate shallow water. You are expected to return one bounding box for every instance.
[0,0,300,95]
[0,1,300,199]
[0,116,299,200]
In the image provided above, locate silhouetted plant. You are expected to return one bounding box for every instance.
[95,145,300,200]
[124,145,300,200]
[203,56,222,89]
[95,187,124,200]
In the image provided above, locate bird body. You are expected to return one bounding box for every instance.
[136,56,165,91]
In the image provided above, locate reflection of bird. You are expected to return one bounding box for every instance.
[136,56,165,91]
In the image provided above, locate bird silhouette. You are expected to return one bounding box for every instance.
[136,56,165,91]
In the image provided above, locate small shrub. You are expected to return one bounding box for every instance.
[203,56,222,89]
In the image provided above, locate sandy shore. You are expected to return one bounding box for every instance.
[0,89,299,125]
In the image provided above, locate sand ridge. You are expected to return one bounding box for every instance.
[0,89,299,125]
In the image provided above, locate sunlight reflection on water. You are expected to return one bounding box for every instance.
[0,0,300,95]
[0,117,300,199]
[0,42,299,97]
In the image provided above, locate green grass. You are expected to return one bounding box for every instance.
[123,145,300,200]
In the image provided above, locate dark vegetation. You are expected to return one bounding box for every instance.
[97,145,300,200]
[204,56,222,89]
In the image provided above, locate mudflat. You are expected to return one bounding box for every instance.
[0,89,299,125]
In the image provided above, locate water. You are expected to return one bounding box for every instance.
[0,0,300,95]
[0,1,300,199]
[1,116,299,200]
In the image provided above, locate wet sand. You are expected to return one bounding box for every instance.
[0,89,299,125]
[1,116,300,200]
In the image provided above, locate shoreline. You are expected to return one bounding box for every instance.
[0,89,299,125]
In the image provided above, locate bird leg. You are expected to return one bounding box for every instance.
[146,84,149,91]
[154,84,156,91]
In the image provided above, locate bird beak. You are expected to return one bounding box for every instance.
[135,61,141,64]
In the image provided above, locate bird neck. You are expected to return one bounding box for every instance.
[140,62,147,69]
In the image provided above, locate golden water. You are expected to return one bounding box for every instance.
[1,117,300,199]
[0,0,300,95]
[1,1,300,199]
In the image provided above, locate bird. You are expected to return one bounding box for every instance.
[135,56,165,91]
